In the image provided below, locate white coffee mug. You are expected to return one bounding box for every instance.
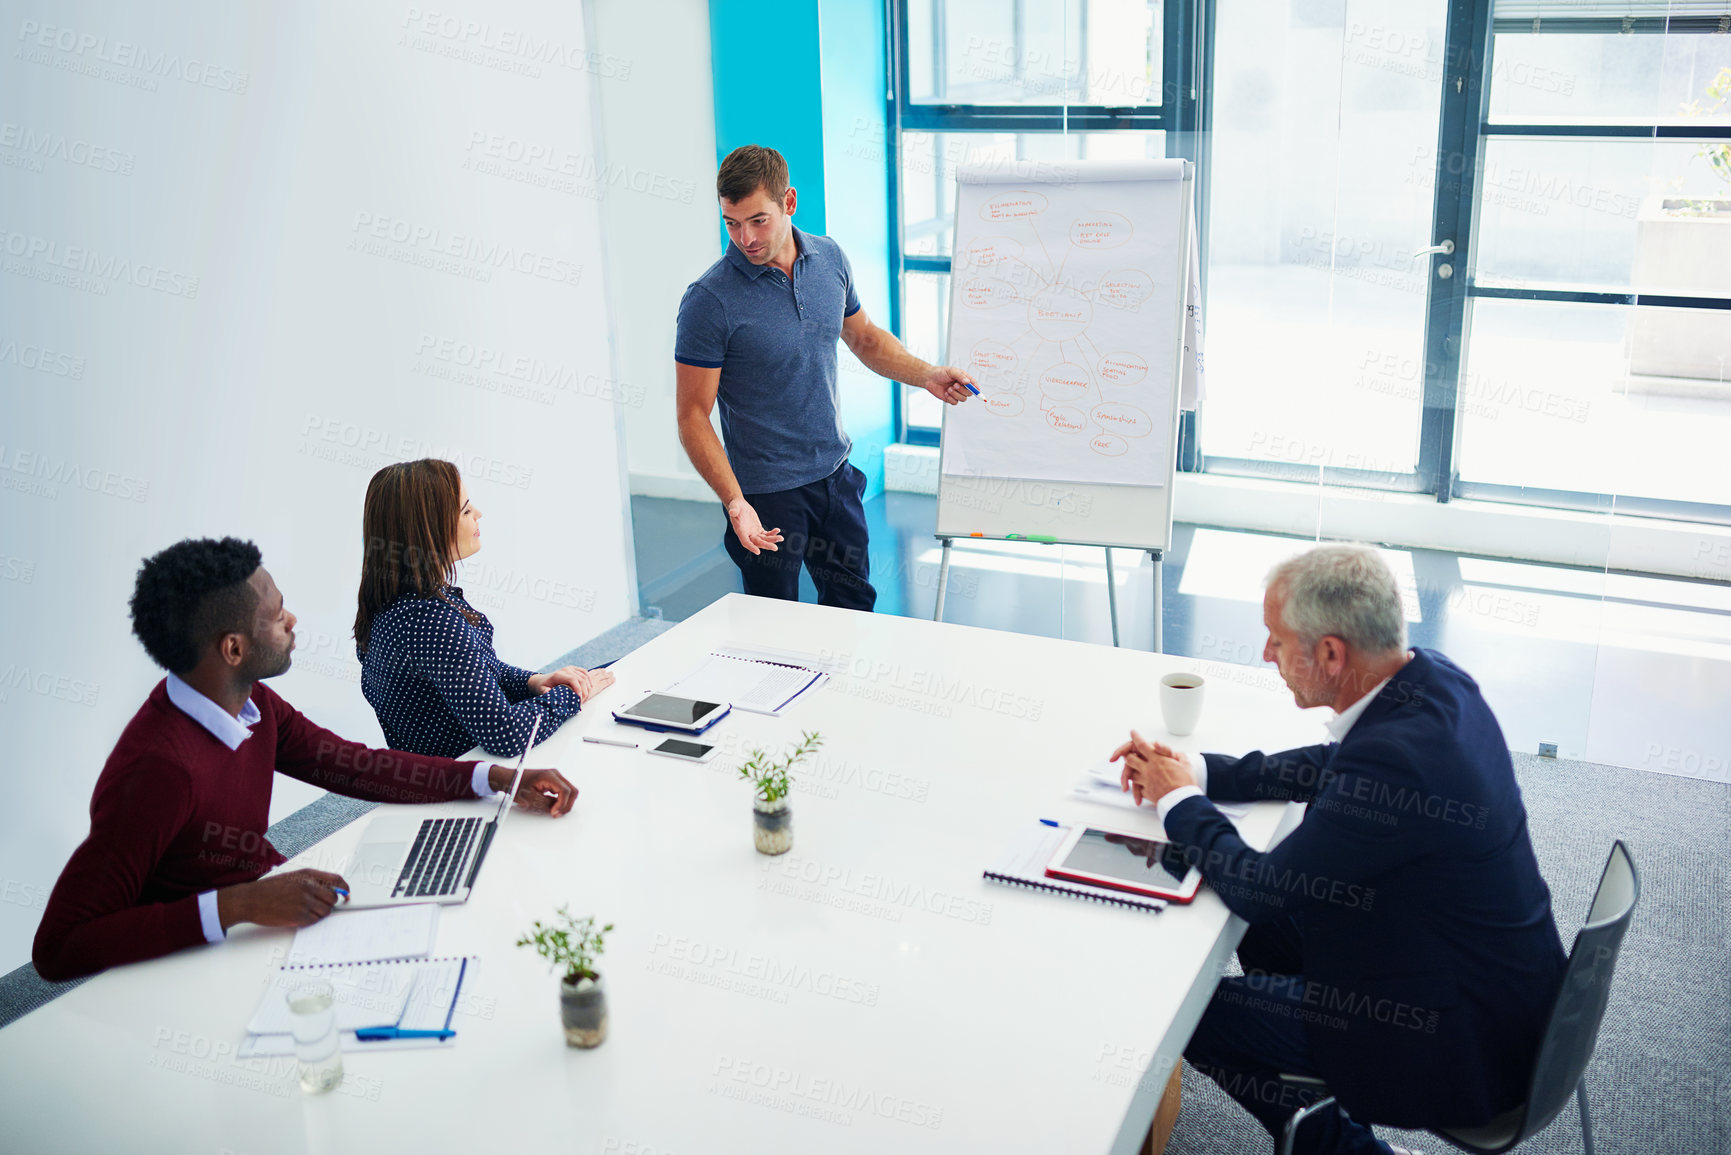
[1159,672,1206,737]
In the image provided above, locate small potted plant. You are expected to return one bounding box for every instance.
[516,906,613,1048]
[739,731,823,855]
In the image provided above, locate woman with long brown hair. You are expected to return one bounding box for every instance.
[353,458,612,758]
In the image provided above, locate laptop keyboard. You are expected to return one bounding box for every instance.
[393,816,483,898]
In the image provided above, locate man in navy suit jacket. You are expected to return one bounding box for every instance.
[1114,544,1566,1155]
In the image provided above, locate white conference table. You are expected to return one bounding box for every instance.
[0,593,1327,1154]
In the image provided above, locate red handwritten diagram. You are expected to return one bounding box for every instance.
[943,170,1182,487]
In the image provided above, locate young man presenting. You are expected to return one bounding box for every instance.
[675,144,975,610]
[33,537,576,981]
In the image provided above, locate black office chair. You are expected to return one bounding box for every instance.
[1276,840,1640,1155]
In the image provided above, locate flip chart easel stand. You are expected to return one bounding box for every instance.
[932,539,1164,652]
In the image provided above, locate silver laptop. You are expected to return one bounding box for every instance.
[342,717,540,908]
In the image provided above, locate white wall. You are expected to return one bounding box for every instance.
[587,0,724,501]
[0,1,635,972]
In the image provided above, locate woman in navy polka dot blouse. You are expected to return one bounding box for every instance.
[353,459,614,759]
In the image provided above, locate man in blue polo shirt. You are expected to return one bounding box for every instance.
[674,144,975,610]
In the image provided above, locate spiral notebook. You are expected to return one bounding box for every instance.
[660,645,829,715]
[982,822,1167,914]
[240,954,475,1056]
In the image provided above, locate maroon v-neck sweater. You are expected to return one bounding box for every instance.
[33,679,484,981]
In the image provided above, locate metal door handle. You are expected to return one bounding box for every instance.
[1412,239,1455,259]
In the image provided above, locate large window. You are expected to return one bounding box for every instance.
[1458,8,1731,517]
[1202,0,1445,489]
[889,0,1731,525]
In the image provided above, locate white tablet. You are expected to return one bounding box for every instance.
[611,692,730,733]
[1045,824,1204,903]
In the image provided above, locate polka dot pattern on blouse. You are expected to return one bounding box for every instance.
[358,585,579,759]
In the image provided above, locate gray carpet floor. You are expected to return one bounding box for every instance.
[540,614,675,673]
[1166,752,1731,1155]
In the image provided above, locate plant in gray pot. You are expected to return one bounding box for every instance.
[739,730,823,855]
[516,906,613,1048]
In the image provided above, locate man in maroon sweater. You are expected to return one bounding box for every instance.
[33,537,577,981]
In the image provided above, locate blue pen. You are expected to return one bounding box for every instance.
[962,380,980,395]
[1039,818,1062,827]
[331,887,349,900]
[355,1026,456,1041]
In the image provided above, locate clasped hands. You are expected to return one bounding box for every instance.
[1109,730,1199,807]
[529,665,615,703]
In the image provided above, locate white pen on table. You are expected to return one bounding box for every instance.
[582,735,640,749]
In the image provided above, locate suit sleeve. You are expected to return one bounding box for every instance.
[395,601,579,759]
[267,690,483,805]
[32,761,207,981]
[1202,743,1337,804]
[1169,736,1423,926]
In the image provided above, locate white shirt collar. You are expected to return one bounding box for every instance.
[1325,675,1392,743]
[1323,652,1416,742]
[165,673,261,751]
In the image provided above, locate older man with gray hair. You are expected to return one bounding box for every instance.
[1113,544,1565,1155]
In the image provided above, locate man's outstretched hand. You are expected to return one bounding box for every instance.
[922,365,976,405]
[726,496,784,556]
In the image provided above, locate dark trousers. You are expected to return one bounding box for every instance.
[1185,917,1392,1155]
[722,462,876,612]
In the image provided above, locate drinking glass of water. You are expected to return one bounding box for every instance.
[288,979,343,1094]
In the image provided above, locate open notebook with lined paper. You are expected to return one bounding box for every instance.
[659,645,829,715]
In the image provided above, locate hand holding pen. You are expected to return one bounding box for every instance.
[215,868,351,931]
